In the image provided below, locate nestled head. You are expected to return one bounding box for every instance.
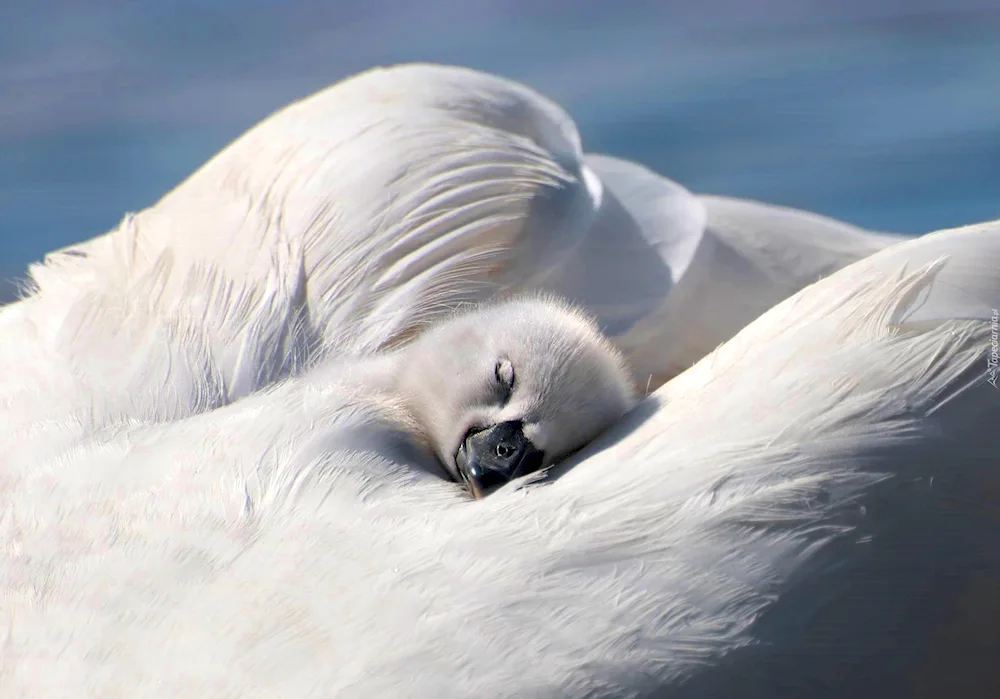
[398,297,635,498]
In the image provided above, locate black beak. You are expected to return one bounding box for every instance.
[455,420,545,499]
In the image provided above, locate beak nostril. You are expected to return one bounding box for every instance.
[455,421,544,498]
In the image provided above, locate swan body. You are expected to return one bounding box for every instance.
[2,63,998,697]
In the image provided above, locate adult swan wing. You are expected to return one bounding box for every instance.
[2,63,902,435]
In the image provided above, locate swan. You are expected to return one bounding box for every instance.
[3,62,998,696]
[302,295,634,498]
[385,297,634,497]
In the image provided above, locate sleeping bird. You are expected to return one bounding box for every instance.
[299,295,635,498]
[382,297,634,497]
[3,62,999,697]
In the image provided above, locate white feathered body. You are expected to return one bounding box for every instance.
[2,64,998,697]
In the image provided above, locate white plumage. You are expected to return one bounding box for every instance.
[2,63,998,697]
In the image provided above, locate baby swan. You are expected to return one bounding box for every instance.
[374,297,635,498]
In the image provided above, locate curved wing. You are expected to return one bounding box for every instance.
[1,64,902,437]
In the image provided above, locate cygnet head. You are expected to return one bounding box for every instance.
[397,296,635,498]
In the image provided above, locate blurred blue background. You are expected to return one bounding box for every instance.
[2,0,999,301]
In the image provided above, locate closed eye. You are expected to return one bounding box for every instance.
[495,359,515,402]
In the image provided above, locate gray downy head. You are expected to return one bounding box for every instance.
[396,296,636,498]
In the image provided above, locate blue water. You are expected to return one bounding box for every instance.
[2,1,999,300]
